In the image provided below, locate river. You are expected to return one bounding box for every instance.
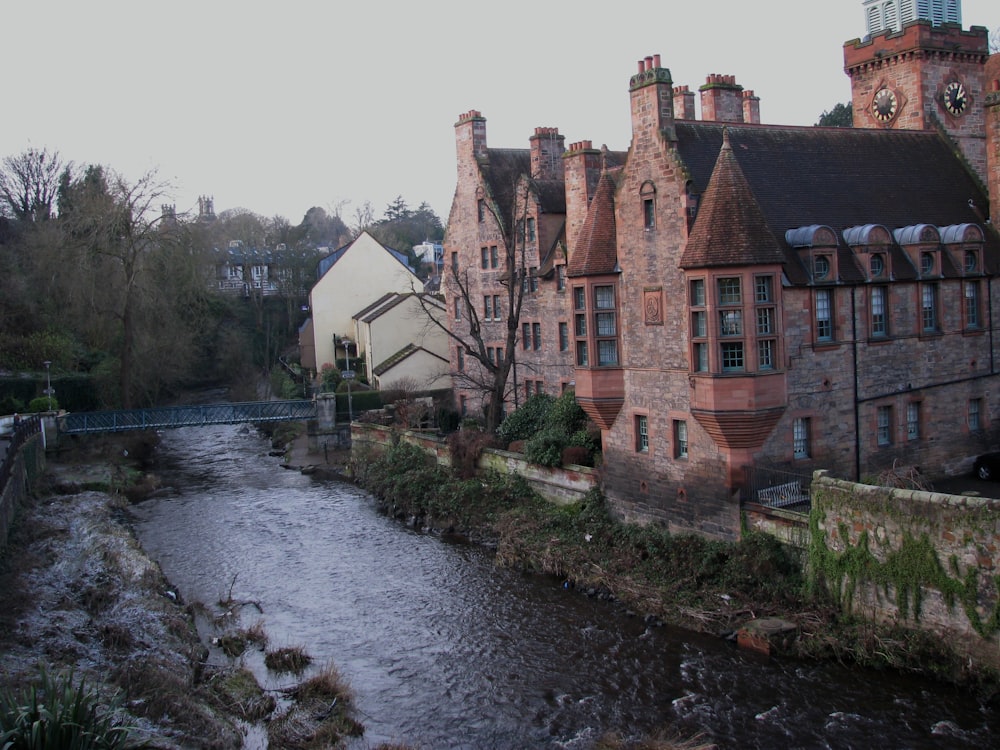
[128,424,999,749]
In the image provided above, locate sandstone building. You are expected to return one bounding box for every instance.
[442,0,1000,539]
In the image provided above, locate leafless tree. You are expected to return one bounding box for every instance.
[0,147,65,222]
[415,172,535,432]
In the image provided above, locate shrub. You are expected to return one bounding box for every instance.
[497,393,554,446]
[525,427,568,467]
[546,388,589,435]
[27,396,58,413]
[0,666,132,749]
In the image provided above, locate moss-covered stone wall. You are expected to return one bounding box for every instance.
[809,470,1000,671]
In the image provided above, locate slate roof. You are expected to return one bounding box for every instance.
[567,162,621,277]
[315,231,414,280]
[674,122,999,280]
[373,343,449,377]
[479,149,566,229]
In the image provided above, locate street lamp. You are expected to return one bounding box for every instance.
[43,361,53,412]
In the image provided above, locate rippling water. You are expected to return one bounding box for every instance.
[128,424,999,749]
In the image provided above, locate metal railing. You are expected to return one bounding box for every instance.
[741,465,812,510]
[58,400,317,434]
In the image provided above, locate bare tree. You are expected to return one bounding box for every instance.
[416,172,535,432]
[0,147,65,222]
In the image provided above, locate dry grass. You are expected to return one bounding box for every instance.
[268,662,363,749]
[265,644,313,674]
[593,729,717,750]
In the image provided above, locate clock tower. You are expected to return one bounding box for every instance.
[844,0,990,181]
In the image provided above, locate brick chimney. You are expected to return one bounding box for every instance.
[673,85,697,120]
[700,74,745,123]
[530,127,566,180]
[630,54,676,145]
[742,89,761,124]
[563,140,603,253]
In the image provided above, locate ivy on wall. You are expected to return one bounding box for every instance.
[808,505,1000,639]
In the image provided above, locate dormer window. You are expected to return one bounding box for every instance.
[870,253,885,278]
[964,250,978,273]
[920,252,934,276]
[814,255,831,280]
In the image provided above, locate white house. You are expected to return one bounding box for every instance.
[305,232,424,371]
[354,292,451,391]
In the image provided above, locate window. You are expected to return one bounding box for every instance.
[532,322,541,350]
[530,268,539,293]
[877,405,893,446]
[718,277,741,305]
[870,253,885,277]
[636,415,649,453]
[920,251,934,275]
[758,339,775,370]
[969,398,983,431]
[921,284,938,332]
[643,199,655,229]
[755,275,772,304]
[457,347,465,372]
[490,246,499,269]
[460,395,467,416]
[559,322,569,351]
[454,298,462,320]
[594,285,618,366]
[719,309,742,336]
[556,265,566,291]
[692,311,707,337]
[793,417,810,459]
[871,286,887,337]
[814,255,830,280]
[527,218,536,242]
[816,289,833,341]
[480,247,489,269]
[690,279,706,306]
[522,323,531,350]
[487,347,495,364]
[493,294,501,321]
[906,402,920,440]
[965,250,978,273]
[576,340,589,366]
[674,420,688,459]
[693,343,709,372]
[496,347,504,363]
[451,252,459,272]
[965,281,980,329]
[483,295,492,320]
[477,199,485,222]
[721,342,744,371]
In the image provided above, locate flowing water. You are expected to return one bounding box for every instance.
[128,424,999,749]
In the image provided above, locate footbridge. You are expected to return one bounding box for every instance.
[58,400,318,435]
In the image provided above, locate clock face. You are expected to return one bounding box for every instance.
[872,88,898,122]
[943,80,967,116]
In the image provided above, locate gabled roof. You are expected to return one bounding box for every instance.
[478,149,566,230]
[315,231,415,280]
[567,161,620,277]
[674,122,998,277]
[354,292,444,325]
[373,343,450,377]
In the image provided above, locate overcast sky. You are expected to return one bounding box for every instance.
[4,1,997,227]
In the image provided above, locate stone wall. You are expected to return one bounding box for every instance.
[0,432,44,552]
[351,423,597,506]
[810,470,1000,670]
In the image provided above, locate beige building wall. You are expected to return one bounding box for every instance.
[309,232,423,370]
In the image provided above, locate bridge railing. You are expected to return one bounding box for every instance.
[58,400,317,434]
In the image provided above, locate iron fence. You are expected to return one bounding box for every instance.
[58,400,317,434]
[741,465,812,510]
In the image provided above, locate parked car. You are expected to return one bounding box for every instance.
[973,452,1000,480]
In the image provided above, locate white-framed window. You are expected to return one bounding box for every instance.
[816,289,833,341]
[793,417,810,459]
[871,286,887,337]
[877,405,893,446]
[594,285,618,366]
[921,284,938,332]
[965,281,981,329]
[636,415,649,453]
[969,398,983,431]
[559,322,569,352]
[674,420,688,459]
[906,402,920,440]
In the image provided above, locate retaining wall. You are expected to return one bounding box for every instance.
[351,423,597,505]
[810,470,1000,670]
[0,427,45,552]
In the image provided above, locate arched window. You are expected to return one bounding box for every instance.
[640,181,656,230]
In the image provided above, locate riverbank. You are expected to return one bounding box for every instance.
[0,432,372,750]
